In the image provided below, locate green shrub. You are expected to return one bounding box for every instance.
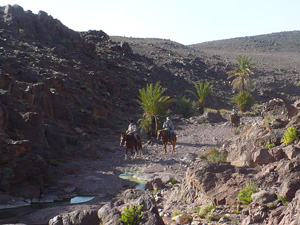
[119,205,143,225]
[174,96,194,118]
[199,147,227,162]
[199,204,215,218]
[230,91,254,112]
[277,195,289,206]
[263,114,278,127]
[170,178,179,185]
[86,87,94,94]
[238,182,259,205]
[205,211,222,222]
[173,211,183,216]
[234,128,240,135]
[265,141,275,148]
[282,127,299,145]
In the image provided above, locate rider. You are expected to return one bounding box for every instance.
[163,117,174,141]
[126,120,137,147]
[232,106,239,120]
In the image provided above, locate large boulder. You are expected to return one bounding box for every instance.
[262,98,298,121]
[49,209,99,225]
[227,123,283,167]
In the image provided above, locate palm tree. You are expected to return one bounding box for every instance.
[186,81,213,114]
[227,55,255,92]
[136,81,172,137]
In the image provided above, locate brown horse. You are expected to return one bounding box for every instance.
[120,133,143,160]
[230,114,240,128]
[157,129,177,153]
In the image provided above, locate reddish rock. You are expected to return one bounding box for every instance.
[253,148,276,166]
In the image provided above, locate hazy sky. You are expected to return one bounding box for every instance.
[1,0,300,45]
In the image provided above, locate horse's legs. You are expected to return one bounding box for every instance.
[125,147,128,161]
[134,146,137,159]
[164,143,167,153]
[139,141,143,157]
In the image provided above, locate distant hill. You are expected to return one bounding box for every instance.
[192,31,300,53]
[190,31,300,70]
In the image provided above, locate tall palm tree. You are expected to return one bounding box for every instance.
[227,55,255,92]
[186,81,213,114]
[136,81,172,137]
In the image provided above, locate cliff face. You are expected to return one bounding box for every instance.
[0,4,195,196]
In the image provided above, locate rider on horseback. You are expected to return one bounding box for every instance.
[232,106,239,121]
[126,120,137,147]
[163,117,174,142]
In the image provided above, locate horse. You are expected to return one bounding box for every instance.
[230,114,240,128]
[157,129,177,153]
[120,133,143,160]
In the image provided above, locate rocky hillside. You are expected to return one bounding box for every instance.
[0,3,299,220]
[193,31,300,53]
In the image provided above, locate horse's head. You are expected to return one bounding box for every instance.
[120,133,126,146]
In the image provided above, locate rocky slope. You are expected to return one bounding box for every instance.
[0,3,300,225]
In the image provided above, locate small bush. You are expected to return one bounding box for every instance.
[282,127,299,145]
[199,204,215,218]
[238,182,259,205]
[86,87,94,94]
[205,211,222,222]
[119,205,143,225]
[234,128,240,135]
[263,114,278,127]
[174,96,194,118]
[277,195,289,206]
[170,178,179,185]
[173,211,183,217]
[230,91,254,112]
[265,141,275,148]
[199,147,227,162]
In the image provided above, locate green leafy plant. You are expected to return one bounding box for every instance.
[173,211,183,217]
[238,182,259,205]
[265,141,275,148]
[282,127,298,145]
[227,55,255,92]
[199,147,227,162]
[234,128,240,135]
[119,205,143,225]
[263,114,278,127]
[136,81,172,137]
[170,178,179,185]
[277,195,289,206]
[230,91,254,112]
[174,96,194,118]
[205,211,222,222]
[186,81,213,114]
[86,87,94,94]
[199,204,215,218]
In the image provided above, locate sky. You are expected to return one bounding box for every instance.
[1,0,300,45]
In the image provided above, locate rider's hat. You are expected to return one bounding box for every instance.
[166,117,170,120]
